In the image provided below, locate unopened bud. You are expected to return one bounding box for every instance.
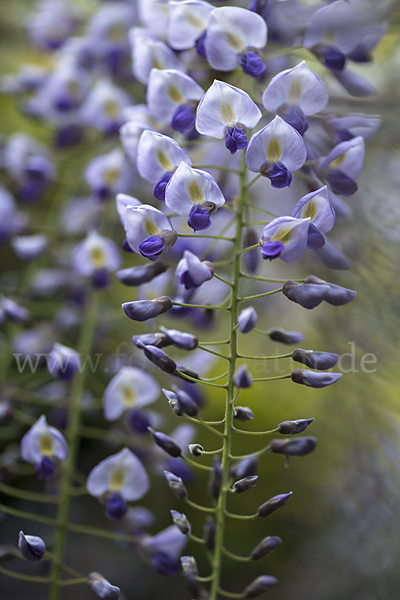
[257,492,293,517]
[233,365,253,388]
[231,455,258,478]
[122,296,172,321]
[87,572,120,599]
[181,555,199,596]
[244,575,278,597]
[18,531,46,561]
[268,327,304,344]
[149,428,182,457]
[174,365,200,383]
[291,369,342,388]
[137,341,177,373]
[251,536,282,560]
[270,437,317,456]
[188,444,204,457]
[243,228,260,274]
[203,516,216,551]
[237,306,258,334]
[164,470,188,500]
[292,348,339,370]
[233,406,254,422]
[171,510,191,535]
[282,280,330,309]
[160,326,198,350]
[305,275,356,306]
[208,457,223,501]
[278,418,314,435]
[116,261,167,286]
[232,475,258,494]
[133,332,170,348]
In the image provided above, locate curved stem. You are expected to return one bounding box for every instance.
[49,287,99,600]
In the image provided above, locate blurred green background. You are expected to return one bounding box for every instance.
[1,1,400,599]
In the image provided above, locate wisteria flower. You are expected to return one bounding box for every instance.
[146,69,203,133]
[85,148,133,201]
[139,525,188,576]
[72,230,121,288]
[124,204,177,260]
[130,28,184,86]
[103,366,160,423]
[246,116,307,187]
[21,415,68,479]
[205,6,267,77]
[315,136,365,196]
[167,0,213,55]
[291,186,335,250]
[176,250,214,289]
[165,163,225,230]
[119,105,157,165]
[195,80,261,153]
[260,216,310,262]
[80,79,132,135]
[87,448,150,520]
[48,343,81,381]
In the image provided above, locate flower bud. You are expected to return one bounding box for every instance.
[188,444,204,458]
[282,280,330,309]
[270,437,317,456]
[233,406,254,422]
[244,575,278,597]
[231,455,258,478]
[174,389,199,417]
[18,531,46,561]
[133,333,170,348]
[257,492,293,517]
[237,307,258,334]
[137,341,177,374]
[203,516,216,551]
[171,510,191,535]
[304,275,356,306]
[168,398,183,416]
[243,228,260,274]
[232,475,258,494]
[208,457,223,501]
[164,471,188,500]
[233,365,253,388]
[87,572,120,599]
[160,326,198,350]
[48,343,81,381]
[173,365,200,383]
[122,296,172,321]
[292,348,339,370]
[181,555,200,596]
[278,418,314,435]
[268,327,304,345]
[291,369,342,388]
[116,261,167,286]
[251,536,282,560]
[149,428,182,458]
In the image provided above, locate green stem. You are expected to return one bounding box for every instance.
[49,287,100,600]
[209,152,247,600]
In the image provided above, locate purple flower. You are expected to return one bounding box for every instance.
[18,532,46,562]
[20,415,68,478]
[260,216,310,263]
[291,369,343,388]
[176,251,214,289]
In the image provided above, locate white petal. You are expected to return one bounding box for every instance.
[103,366,161,421]
[146,69,204,125]
[20,415,68,464]
[291,186,335,233]
[262,216,310,263]
[167,0,213,50]
[262,61,328,115]
[137,131,191,183]
[130,28,184,85]
[303,0,360,53]
[124,205,174,253]
[196,80,262,138]
[165,163,225,215]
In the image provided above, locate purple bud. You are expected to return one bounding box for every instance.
[187,205,211,231]
[291,369,343,388]
[240,52,266,77]
[160,327,198,350]
[163,388,198,417]
[238,306,258,333]
[154,172,173,202]
[181,555,199,583]
[105,492,128,520]
[138,236,165,260]
[137,341,177,373]
[278,418,314,435]
[232,475,258,494]
[231,455,258,478]
[244,575,278,597]
[188,444,204,458]
[268,162,293,188]
[149,428,182,458]
[292,348,339,370]
[268,328,304,345]
[233,406,254,422]
[18,531,46,561]
[122,296,172,321]
[208,457,223,501]
[251,536,282,560]
[173,365,200,383]
[282,280,330,309]
[1,297,30,324]
[171,510,191,535]
[171,104,196,133]
[261,240,284,260]
[203,516,216,551]
[257,492,293,517]
[233,365,253,389]
[303,276,356,306]
[164,470,187,500]
[133,333,170,348]
[243,228,260,274]
[225,126,248,154]
[270,436,317,456]
[87,572,120,599]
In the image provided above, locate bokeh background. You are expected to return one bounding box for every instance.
[0,1,400,599]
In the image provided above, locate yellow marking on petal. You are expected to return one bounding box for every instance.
[90,246,106,269]
[267,137,282,162]
[271,225,294,243]
[152,57,163,70]
[122,385,136,408]
[301,199,318,221]
[226,31,245,53]
[168,85,185,105]
[110,467,125,491]
[221,102,235,126]
[157,149,174,171]
[40,434,54,457]
[108,23,125,42]
[67,79,80,97]
[288,79,302,104]
[187,12,204,30]
[330,153,345,169]
[322,30,335,45]
[103,100,119,119]
[104,168,121,186]
[144,218,162,236]
[188,180,204,204]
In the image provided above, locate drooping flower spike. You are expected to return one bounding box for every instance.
[20,415,68,479]
[87,448,150,520]
[146,69,204,133]
[195,80,261,153]
[136,131,191,201]
[103,366,160,422]
[205,6,267,77]
[130,28,184,86]
[315,136,365,196]
[167,0,213,56]
[123,203,177,260]
[260,216,310,262]
[262,61,328,136]
[72,230,121,288]
[165,163,225,231]
[246,116,307,188]
[291,186,335,250]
